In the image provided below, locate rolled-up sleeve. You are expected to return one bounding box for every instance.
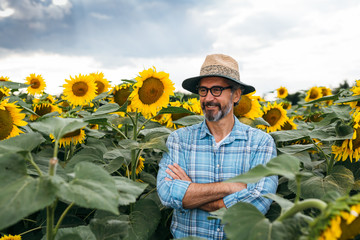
[157,132,191,210]
[223,134,278,214]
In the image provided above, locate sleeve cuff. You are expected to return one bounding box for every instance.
[170,179,191,210]
[223,188,249,208]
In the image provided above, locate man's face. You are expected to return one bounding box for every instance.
[199,77,236,122]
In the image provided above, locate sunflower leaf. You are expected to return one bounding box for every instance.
[226,154,301,183]
[92,103,120,115]
[157,106,195,115]
[113,176,148,205]
[0,81,29,89]
[173,115,205,126]
[0,132,45,154]
[30,117,88,141]
[125,199,161,240]
[0,153,57,230]
[52,162,120,215]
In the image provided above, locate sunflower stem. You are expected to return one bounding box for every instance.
[27,152,43,176]
[310,138,329,164]
[276,199,327,222]
[327,154,336,175]
[46,199,57,240]
[108,123,128,139]
[295,174,302,204]
[53,202,75,236]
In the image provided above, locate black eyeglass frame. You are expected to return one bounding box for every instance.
[197,86,233,97]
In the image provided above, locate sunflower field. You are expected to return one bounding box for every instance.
[0,69,360,240]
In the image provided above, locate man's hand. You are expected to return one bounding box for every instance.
[165,163,192,182]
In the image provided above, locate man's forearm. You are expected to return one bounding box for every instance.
[182,182,246,209]
[199,198,226,212]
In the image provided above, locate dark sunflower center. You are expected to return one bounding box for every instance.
[30,79,41,89]
[279,89,285,95]
[35,104,52,116]
[62,129,81,138]
[72,82,88,97]
[114,87,131,106]
[0,109,13,140]
[95,81,105,95]
[263,108,281,126]
[309,89,319,99]
[353,128,360,149]
[234,96,252,116]
[138,77,164,105]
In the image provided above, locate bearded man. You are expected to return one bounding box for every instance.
[157,54,278,240]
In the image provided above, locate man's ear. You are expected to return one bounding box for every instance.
[233,88,242,104]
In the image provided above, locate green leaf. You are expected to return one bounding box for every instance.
[157,106,194,115]
[0,81,29,89]
[93,103,120,116]
[139,136,168,152]
[172,115,205,126]
[252,117,270,127]
[226,154,301,183]
[0,132,45,155]
[264,193,294,211]
[270,129,309,143]
[54,226,96,240]
[334,95,360,104]
[30,117,88,141]
[89,213,129,240]
[125,199,161,240]
[139,127,172,142]
[277,144,315,155]
[113,176,148,205]
[305,93,339,104]
[288,165,354,199]
[0,154,57,230]
[64,148,105,172]
[53,162,120,215]
[221,202,290,240]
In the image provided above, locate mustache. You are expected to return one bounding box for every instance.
[201,101,221,108]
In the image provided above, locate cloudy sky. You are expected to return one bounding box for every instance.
[1,0,360,99]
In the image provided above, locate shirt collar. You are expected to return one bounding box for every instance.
[199,115,248,141]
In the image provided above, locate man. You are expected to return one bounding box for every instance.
[157,54,278,239]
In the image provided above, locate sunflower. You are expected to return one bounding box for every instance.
[129,67,175,116]
[0,76,10,82]
[234,92,263,120]
[0,234,21,240]
[305,86,323,102]
[63,74,97,106]
[50,128,86,147]
[0,99,27,140]
[164,101,186,129]
[25,73,46,95]
[332,112,360,162]
[348,85,360,112]
[276,86,288,99]
[90,72,111,95]
[310,194,360,240]
[29,102,62,121]
[281,117,297,130]
[257,102,289,133]
[183,98,202,115]
[126,156,145,176]
[109,83,133,110]
[0,87,10,101]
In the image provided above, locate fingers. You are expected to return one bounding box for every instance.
[165,163,191,182]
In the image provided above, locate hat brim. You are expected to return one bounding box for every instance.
[182,74,255,95]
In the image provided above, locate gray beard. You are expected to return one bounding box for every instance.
[202,99,233,122]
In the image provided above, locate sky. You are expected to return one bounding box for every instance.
[1,0,360,99]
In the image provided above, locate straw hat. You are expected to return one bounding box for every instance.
[182,54,255,95]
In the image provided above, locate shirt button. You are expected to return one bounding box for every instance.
[216,164,220,168]
[217,228,220,232]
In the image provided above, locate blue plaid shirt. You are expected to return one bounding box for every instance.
[157,117,278,240]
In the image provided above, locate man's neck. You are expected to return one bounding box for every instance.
[206,112,235,143]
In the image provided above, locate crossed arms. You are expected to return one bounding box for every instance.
[164,163,247,212]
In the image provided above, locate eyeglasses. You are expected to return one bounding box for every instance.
[197,86,232,97]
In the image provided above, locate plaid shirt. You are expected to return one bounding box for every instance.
[157,117,278,240]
